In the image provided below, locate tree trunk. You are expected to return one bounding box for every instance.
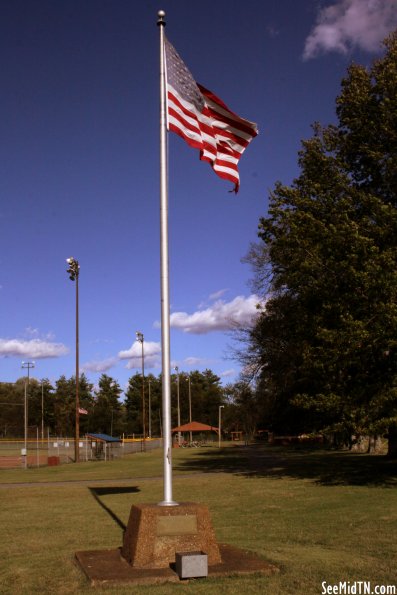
[367,435,376,454]
[387,425,397,458]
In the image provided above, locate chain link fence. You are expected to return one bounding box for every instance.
[0,433,162,468]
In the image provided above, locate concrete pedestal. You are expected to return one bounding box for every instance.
[75,500,279,586]
[121,502,222,569]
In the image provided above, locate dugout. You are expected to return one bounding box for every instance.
[86,433,121,460]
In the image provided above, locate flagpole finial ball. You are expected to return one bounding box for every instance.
[157,10,166,26]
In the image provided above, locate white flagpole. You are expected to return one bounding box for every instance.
[157,9,177,506]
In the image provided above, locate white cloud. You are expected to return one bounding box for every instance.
[81,357,118,374]
[0,338,69,359]
[197,289,229,309]
[303,0,397,60]
[118,340,162,370]
[167,295,260,334]
[220,369,238,379]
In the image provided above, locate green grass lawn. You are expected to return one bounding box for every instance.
[0,444,396,594]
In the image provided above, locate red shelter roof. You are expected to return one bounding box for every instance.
[171,421,219,434]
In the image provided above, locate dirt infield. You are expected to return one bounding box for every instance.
[0,456,23,469]
[0,455,48,469]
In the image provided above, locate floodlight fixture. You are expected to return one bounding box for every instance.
[66,257,80,281]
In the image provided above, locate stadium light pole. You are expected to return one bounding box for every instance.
[136,331,146,451]
[188,374,192,443]
[174,366,181,445]
[41,382,44,441]
[21,361,35,468]
[110,380,117,437]
[218,405,225,448]
[66,257,80,463]
[148,378,152,438]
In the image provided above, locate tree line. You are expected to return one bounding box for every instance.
[239,32,397,457]
[0,370,254,440]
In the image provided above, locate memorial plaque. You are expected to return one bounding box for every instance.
[121,503,222,568]
[156,514,198,536]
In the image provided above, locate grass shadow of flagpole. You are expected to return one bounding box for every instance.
[89,486,140,531]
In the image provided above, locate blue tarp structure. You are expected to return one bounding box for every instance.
[86,433,121,443]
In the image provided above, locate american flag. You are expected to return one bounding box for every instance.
[164,35,258,193]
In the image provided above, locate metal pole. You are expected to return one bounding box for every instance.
[158,9,177,506]
[188,374,192,443]
[218,405,224,448]
[136,332,146,451]
[22,361,34,469]
[66,257,80,463]
[175,367,181,445]
[148,379,152,438]
[41,382,44,441]
[75,269,80,463]
[141,337,146,449]
[24,381,27,469]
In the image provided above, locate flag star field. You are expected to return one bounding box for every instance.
[1,0,396,394]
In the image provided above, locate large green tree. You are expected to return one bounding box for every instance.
[52,374,94,436]
[25,378,55,437]
[90,374,122,436]
[223,381,261,441]
[245,33,397,455]
[124,372,146,436]
[179,370,224,427]
[0,381,24,437]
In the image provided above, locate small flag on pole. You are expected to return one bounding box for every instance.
[78,407,88,415]
[164,35,258,192]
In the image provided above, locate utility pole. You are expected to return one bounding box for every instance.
[66,257,80,463]
[21,361,35,468]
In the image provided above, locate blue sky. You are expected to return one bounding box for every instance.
[1,0,396,393]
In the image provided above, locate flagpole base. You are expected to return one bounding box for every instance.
[121,502,222,569]
[158,500,179,507]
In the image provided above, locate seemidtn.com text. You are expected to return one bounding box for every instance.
[321,582,396,595]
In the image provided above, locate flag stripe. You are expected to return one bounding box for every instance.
[167,90,201,130]
[199,119,249,152]
[168,107,201,142]
[164,35,257,192]
[168,121,203,151]
[201,114,253,147]
[199,84,258,138]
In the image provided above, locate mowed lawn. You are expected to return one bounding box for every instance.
[0,444,396,595]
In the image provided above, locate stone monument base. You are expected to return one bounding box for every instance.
[75,543,278,587]
[121,502,221,568]
[75,501,279,586]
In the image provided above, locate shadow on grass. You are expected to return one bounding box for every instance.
[174,444,397,487]
[89,486,140,530]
